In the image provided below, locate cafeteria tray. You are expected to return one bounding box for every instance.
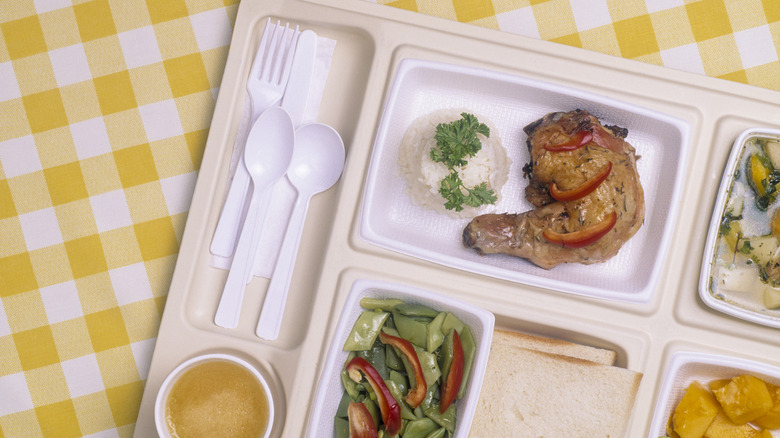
[134,0,780,436]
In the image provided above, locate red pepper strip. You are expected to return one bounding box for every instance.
[348,402,378,438]
[542,211,617,249]
[440,330,464,413]
[550,161,613,202]
[543,130,593,152]
[346,357,402,436]
[379,331,427,408]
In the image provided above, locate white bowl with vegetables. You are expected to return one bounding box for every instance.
[305,278,494,438]
[699,128,780,328]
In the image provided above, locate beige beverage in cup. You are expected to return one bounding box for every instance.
[164,359,271,438]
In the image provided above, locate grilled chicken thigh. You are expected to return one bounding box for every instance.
[463,110,645,269]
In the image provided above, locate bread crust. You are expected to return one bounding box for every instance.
[492,329,617,365]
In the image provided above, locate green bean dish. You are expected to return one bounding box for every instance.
[333,298,476,438]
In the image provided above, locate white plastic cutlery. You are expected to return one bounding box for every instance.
[280,30,317,127]
[210,20,300,259]
[255,123,345,340]
[214,107,295,329]
[243,29,319,285]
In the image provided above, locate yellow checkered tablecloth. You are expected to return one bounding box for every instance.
[381,0,780,90]
[0,0,777,436]
[0,0,236,436]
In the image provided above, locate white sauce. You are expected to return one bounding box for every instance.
[710,137,780,314]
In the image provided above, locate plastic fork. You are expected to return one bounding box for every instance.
[210,19,300,260]
[247,19,300,124]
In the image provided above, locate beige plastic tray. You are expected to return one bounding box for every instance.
[134,0,780,436]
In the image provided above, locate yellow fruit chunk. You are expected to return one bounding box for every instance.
[672,381,720,438]
[756,429,773,438]
[754,382,780,429]
[713,375,773,425]
[709,379,731,392]
[749,153,772,197]
[703,410,760,438]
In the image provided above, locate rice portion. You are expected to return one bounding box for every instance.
[399,108,511,218]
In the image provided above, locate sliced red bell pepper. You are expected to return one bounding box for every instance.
[346,357,402,436]
[348,402,378,438]
[379,331,427,408]
[543,130,593,152]
[542,211,617,248]
[550,161,612,202]
[440,329,464,413]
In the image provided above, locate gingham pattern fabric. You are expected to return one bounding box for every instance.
[0,1,236,436]
[0,0,778,437]
[374,0,780,91]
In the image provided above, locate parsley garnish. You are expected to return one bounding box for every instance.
[719,210,742,236]
[431,113,490,166]
[429,113,497,212]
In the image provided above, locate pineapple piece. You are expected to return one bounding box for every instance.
[704,410,760,438]
[672,381,720,438]
[754,382,780,429]
[756,429,773,438]
[713,375,773,425]
[709,379,731,392]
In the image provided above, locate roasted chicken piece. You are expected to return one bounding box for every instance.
[463,109,645,269]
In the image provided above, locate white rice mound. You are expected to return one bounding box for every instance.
[398,108,511,218]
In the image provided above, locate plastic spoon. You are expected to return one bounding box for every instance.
[255,123,345,339]
[215,106,295,329]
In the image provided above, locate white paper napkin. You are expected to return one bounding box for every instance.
[210,34,336,278]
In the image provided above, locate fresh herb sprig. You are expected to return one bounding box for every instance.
[431,113,490,166]
[430,113,497,212]
[439,175,498,211]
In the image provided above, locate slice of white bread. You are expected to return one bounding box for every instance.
[491,329,617,366]
[469,330,642,438]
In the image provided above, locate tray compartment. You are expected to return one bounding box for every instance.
[673,117,780,340]
[648,350,780,438]
[177,16,377,348]
[307,278,495,438]
[699,127,780,329]
[360,58,690,304]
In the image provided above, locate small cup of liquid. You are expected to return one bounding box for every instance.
[154,353,274,438]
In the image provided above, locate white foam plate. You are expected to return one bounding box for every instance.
[359,58,690,303]
[699,127,780,329]
[648,351,780,437]
[305,278,495,438]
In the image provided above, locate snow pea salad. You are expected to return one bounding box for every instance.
[334,297,477,438]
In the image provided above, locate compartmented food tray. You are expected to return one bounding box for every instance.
[134,0,780,436]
